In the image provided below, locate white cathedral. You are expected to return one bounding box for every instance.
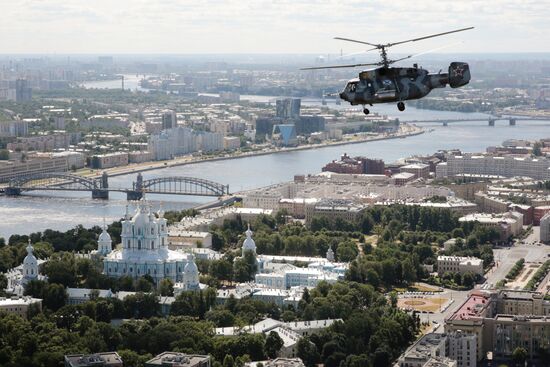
[3,240,47,296]
[101,201,199,289]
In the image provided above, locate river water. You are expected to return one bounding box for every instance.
[1,82,548,239]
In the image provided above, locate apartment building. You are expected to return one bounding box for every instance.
[438,154,550,180]
[445,289,550,364]
[458,212,523,241]
[304,198,366,227]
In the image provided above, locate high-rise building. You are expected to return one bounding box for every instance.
[0,120,28,137]
[255,117,282,137]
[276,98,301,119]
[161,110,177,130]
[14,79,32,102]
[272,124,298,146]
[295,115,325,134]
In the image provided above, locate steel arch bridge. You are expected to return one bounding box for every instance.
[136,176,230,197]
[7,173,101,192]
[4,171,230,200]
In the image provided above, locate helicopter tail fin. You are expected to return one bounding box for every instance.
[449,62,470,88]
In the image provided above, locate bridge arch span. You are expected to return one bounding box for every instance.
[136,176,229,197]
[8,172,100,191]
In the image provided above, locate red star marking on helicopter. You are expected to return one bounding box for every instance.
[453,66,465,77]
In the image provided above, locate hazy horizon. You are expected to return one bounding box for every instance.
[2,0,549,54]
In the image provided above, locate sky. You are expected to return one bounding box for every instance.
[1,0,550,54]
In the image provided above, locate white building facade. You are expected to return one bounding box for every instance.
[437,256,484,276]
[103,202,191,285]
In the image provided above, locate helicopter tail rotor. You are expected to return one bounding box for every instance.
[448,62,470,88]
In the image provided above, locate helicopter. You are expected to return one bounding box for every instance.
[301,27,474,115]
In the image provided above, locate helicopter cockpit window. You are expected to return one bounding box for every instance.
[348,82,357,92]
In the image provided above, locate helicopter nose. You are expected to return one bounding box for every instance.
[339,92,345,100]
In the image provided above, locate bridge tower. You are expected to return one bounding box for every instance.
[127,172,144,200]
[5,187,21,196]
[509,118,516,126]
[488,119,495,126]
[92,171,109,199]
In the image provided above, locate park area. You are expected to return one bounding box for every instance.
[506,262,542,289]
[398,295,449,313]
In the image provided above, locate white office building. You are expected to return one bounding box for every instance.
[438,154,550,180]
[437,256,484,276]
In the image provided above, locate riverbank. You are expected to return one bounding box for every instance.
[81,124,425,179]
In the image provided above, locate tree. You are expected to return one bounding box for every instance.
[512,347,528,365]
[223,355,235,367]
[158,278,174,296]
[336,241,359,262]
[42,253,77,287]
[43,283,68,311]
[209,259,234,281]
[95,299,114,322]
[205,309,235,327]
[451,228,465,238]
[233,252,257,282]
[462,272,475,289]
[265,331,284,358]
[117,349,152,367]
[275,209,289,225]
[211,231,225,251]
[360,213,374,234]
[310,216,331,232]
[136,276,154,292]
[453,272,462,286]
[118,275,135,291]
[389,291,398,308]
[123,292,159,318]
[533,142,542,157]
[297,337,320,367]
[402,259,417,283]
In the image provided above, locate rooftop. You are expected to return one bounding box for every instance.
[145,352,210,367]
[64,352,123,367]
[0,296,42,306]
[449,291,492,321]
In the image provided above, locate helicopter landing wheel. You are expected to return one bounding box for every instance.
[363,108,370,115]
[397,102,405,111]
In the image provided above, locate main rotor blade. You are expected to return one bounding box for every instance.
[301,62,380,70]
[337,47,379,59]
[387,41,464,65]
[334,37,379,47]
[388,27,474,47]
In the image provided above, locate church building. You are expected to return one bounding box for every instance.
[103,201,192,285]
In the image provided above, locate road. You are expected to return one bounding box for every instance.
[485,227,548,288]
[418,288,470,332]
[423,227,549,332]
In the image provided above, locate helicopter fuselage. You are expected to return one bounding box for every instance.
[339,62,470,107]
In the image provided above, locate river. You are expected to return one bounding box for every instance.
[1,84,549,239]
